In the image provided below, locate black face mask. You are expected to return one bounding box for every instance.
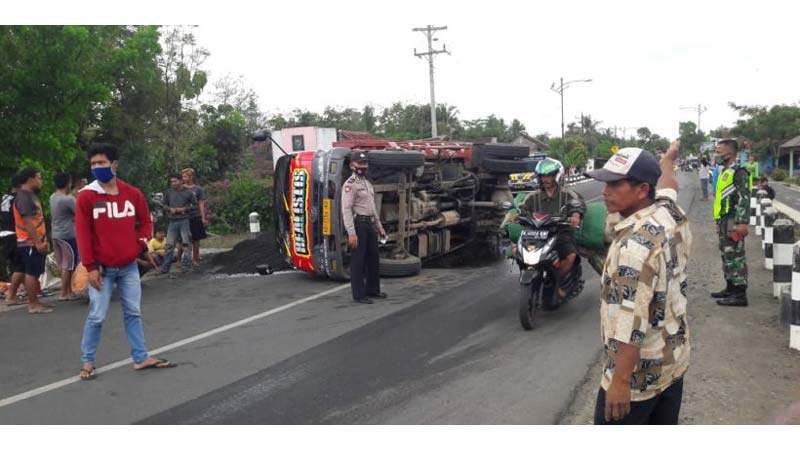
[355,167,368,177]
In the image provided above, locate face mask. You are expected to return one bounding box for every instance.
[355,167,368,177]
[92,167,115,183]
[715,155,729,165]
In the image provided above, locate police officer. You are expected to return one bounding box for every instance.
[342,151,387,304]
[712,139,751,307]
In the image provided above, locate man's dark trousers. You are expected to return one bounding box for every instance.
[350,220,380,300]
[593,378,684,425]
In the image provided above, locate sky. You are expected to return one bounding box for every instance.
[10,0,800,140]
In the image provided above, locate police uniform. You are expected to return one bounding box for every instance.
[342,151,386,303]
[713,162,750,306]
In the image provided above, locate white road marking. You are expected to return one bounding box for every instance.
[0,283,350,409]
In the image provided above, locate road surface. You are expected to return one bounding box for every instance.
[0,176,696,424]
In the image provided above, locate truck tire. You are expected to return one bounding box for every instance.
[380,255,422,277]
[482,158,537,174]
[474,144,530,160]
[366,151,425,169]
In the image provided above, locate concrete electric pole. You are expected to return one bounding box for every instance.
[413,25,450,139]
[680,104,708,133]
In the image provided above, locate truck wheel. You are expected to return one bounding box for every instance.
[366,151,425,169]
[474,144,530,160]
[482,158,537,174]
[379,255,422,277]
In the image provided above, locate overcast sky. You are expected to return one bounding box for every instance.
[13,0,800,140]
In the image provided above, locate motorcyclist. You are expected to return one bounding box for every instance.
[508,158,587,299]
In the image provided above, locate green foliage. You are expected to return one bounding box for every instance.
[677,121,706,155]
[0,26,144,181]
[771,168,787,181]
[546,136,589,169]
[207,175,273,232]
[595,139,614,159]
[729,102,800,160]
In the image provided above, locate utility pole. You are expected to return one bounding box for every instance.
[680,104,708,133]
[550,77,592,162]
[414,25,449,139]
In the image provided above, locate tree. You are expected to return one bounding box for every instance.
[157,26,209,171]
[729,102,800,160]
[0,26,147,184]
[678,121,706,155]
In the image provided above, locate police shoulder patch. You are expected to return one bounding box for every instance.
[344,185,352,193]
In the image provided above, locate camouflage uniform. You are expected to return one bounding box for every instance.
[715,164,750,288]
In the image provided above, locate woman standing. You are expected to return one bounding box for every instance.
[181,168,208,267]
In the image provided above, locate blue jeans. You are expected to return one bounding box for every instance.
[161,218,192,273]
[80,261,149,364]
[700,178,709,197]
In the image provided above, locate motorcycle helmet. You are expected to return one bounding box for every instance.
[534,158,565,184]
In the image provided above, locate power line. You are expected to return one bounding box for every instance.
[413,25,450,138]
[680,104,708,132]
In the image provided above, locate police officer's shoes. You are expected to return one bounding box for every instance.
[711,282,734,299]
[354,297,374,304]
[368,292,388,299]
[716,290,748,307]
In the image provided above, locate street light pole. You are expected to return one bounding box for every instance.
[550,77,592,162]
[560,77,565,145]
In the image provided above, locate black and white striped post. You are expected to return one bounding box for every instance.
[754,189,767,236]
[763,207,777,270]
[791,244,800,351]
[750,189,765,226]
[772,219,794,298]
[761,199,773,252]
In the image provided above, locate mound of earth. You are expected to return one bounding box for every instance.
[212,230,292,274]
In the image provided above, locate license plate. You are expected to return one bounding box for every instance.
[524,230,549,239]
[322,199,332,235]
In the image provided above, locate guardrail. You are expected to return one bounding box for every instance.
[753,188,800,351]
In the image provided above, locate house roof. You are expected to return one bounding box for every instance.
[338,130,376,140]
[779,135,800,149]
[515,132,551,151]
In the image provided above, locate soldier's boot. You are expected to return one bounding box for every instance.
[716,286,748,307]
[711,281,735,299]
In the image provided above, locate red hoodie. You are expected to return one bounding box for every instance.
[76,179,152,272]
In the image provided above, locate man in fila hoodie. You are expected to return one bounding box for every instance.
[75,143,175,381]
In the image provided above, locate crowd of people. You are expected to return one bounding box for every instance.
[1,153,211,312]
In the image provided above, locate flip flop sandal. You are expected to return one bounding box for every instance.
[28,307,54,314]
[135,358,176,370]
[79,367,97,381]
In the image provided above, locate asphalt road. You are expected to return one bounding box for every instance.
[0,177,691,425]
[771,181,800,212]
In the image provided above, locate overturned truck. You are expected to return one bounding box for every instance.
[271,139,536,279]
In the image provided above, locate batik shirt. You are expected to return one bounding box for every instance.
[600,189,692,401]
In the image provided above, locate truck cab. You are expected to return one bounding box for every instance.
[273,139,535,279]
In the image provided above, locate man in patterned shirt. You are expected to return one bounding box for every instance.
[584,141,691,424]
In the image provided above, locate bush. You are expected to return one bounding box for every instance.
[207,175,273,233]
[772,168,788,181]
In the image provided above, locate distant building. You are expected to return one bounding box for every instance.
[511,132,551,155]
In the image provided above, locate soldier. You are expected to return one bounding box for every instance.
[712,138,751,307]
[342,151,387,304]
